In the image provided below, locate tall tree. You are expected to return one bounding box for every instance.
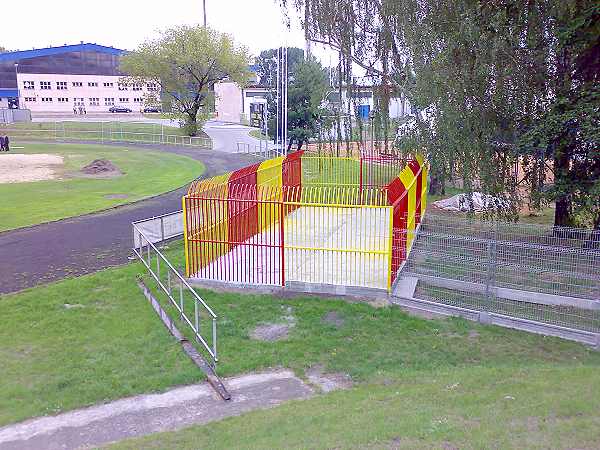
[286,0,600,227]
[286,57,330,150]
[120,25,251,136]
[255,47,305,86]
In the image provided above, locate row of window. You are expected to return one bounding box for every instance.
[22,81,158,91]
[24,97,145,104]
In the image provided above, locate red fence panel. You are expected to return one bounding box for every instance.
[228,163,260,250]
[386,177,409,281]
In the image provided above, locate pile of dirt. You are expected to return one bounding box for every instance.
[80,159,122,177]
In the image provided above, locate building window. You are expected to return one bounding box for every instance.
[132,83,142,91]
[103,82,114,87]
[146,83,158,91]
[57,81,68,90]
[88,82,98,87]
[89,97,100,106]
[41,97,53,102]
[58,97,69,103]
[118,97,129,103]
[133,97,143,103]
[104,98,115,106]
[40,81,51,90]
[23,81,35,90]
[73,97,84,106]
[24,97,36,102]
[72,82,83,87]
[118,83,128,91]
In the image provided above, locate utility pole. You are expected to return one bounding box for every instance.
[203,0,207,27]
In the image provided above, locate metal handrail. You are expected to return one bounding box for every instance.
[132,222,218,364]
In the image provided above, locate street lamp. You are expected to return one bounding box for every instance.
[14,63,20,109]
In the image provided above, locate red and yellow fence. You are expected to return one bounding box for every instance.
[183,151,428,290]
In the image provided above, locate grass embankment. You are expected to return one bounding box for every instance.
[249,129,269,141]
[1,239,599,430]
[111,365,600,449]
[0,142,204,231]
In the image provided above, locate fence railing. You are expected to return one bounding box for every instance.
[236,141,283,158]
[397,212,600,344]
[132,211,183,248]
[132,220,218,365]
[1,123,212,149]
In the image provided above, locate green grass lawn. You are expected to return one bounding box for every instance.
[0,141,204,231]
[110,365,600,450]
[249,129,269,140]
[1,239,599,428]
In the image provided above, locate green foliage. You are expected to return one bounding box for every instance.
[286,57,330,150]
[120,25,251,136]
[288,0,600,227]
[265,56,330,150]
[255,47,305,87]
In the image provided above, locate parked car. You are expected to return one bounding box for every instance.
[142,106,161,113]
[109,106,132,113]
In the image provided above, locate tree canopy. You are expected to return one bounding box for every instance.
[120,25,251,136]
[285,0,600,228]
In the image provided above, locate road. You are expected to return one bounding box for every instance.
[0,122,262,295]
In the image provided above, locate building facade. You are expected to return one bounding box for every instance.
[0,43,159,113]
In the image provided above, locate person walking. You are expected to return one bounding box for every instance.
[0,135,5,152]
[4,135,9,151]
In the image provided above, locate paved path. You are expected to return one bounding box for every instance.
[0,126,261,295]
[0,370,314,450]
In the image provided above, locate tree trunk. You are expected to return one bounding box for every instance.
[184,113,198,137]
[553,145,573,228]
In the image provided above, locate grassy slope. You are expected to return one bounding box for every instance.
[0,142,204,231]
[1,240,599,427]
[249,129,269,140]
[111,365,600,450]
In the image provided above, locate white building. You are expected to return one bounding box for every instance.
[0,43,159,114]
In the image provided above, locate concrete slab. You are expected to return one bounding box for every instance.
[0,370,313,450]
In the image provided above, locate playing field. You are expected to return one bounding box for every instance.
[0,142,204,231]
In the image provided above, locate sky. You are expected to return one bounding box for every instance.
[1,0,329,59]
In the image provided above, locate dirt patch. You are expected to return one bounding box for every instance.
[104,194,129,199]
[250,323,293,341]
[306,364,353,392]
[79,159,122,178]
[322,311,345,328]
[0,153,64,183]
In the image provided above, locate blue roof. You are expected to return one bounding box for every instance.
[0,43,125,62]
[0,89,18,97]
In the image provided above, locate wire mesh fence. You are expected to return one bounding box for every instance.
[401,212,600,334]
[0,121,212,148]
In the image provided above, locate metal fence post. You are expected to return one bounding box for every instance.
[179,281,184,320]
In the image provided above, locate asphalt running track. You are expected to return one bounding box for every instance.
[0,141,258,295]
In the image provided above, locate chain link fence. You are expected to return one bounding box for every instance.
[395,212,600,345]
[0,121,212,148]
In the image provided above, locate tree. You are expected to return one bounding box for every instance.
[286,0,600,228]
[255,47,305,87]
[286,57,330,150]
[263,55,329,150]
[120,25,251,136]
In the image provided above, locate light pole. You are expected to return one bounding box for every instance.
[14,63,20,109]
[203,0,207,27]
